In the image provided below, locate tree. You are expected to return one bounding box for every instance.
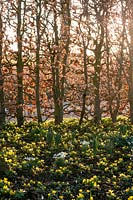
[16,0,25,126]
[105,0,126,122]
[81,0,108,123]
[45,0,71,124]
[1,0,132,124]
[60,0,71,123]
[128,0,133,123]
[0,2,5,128]
[35,0,43,123]
[78,14,90,125]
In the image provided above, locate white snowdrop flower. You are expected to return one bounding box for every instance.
[53,152,67,159]
[80,140,90,145]
[24,157,35,161]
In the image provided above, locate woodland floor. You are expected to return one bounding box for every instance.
[0,117,133,200]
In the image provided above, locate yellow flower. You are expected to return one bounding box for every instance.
[82,178,89,184]
[105,167,109,171]
[8,150,14,156]
[51,190,56,195]
[8,159,12,163]
[126,188,130,192]
[3,185,9,191]
[128,196,133,200]
[93,182,97,187]
[119,173,126,178]
[4,178,8,183]
[113,181,116,185]
[108,190,116,197]
[9,189,16,195]
[90,197,93,200]
[59,196,64,199]
[77,193,84,199]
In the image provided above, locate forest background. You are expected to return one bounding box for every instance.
[0,0,133,127]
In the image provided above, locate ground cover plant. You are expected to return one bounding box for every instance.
[0,117,133,200]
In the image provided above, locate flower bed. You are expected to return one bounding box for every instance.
[0,118,132,199]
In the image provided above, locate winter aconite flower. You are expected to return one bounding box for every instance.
[77,192,84,199]
[51,190,56,195]
[128,196,133,200]
[59,196,64,199]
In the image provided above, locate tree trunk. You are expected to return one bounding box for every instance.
[52,64,63,125]
[79,89,87,125]
[16,0,24,126]
[60,0,71,124]
[79,42,88,125]
[35,0,42,123]
[94,53,101,123]
[54,99,63,125]
[94,85,101,123]
[0,11,5,128]
[128,0,133,124]
[53,60,63,125]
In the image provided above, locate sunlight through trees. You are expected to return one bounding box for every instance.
[0,0,133,125]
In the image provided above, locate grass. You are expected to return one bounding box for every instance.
[0,117,133,200]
